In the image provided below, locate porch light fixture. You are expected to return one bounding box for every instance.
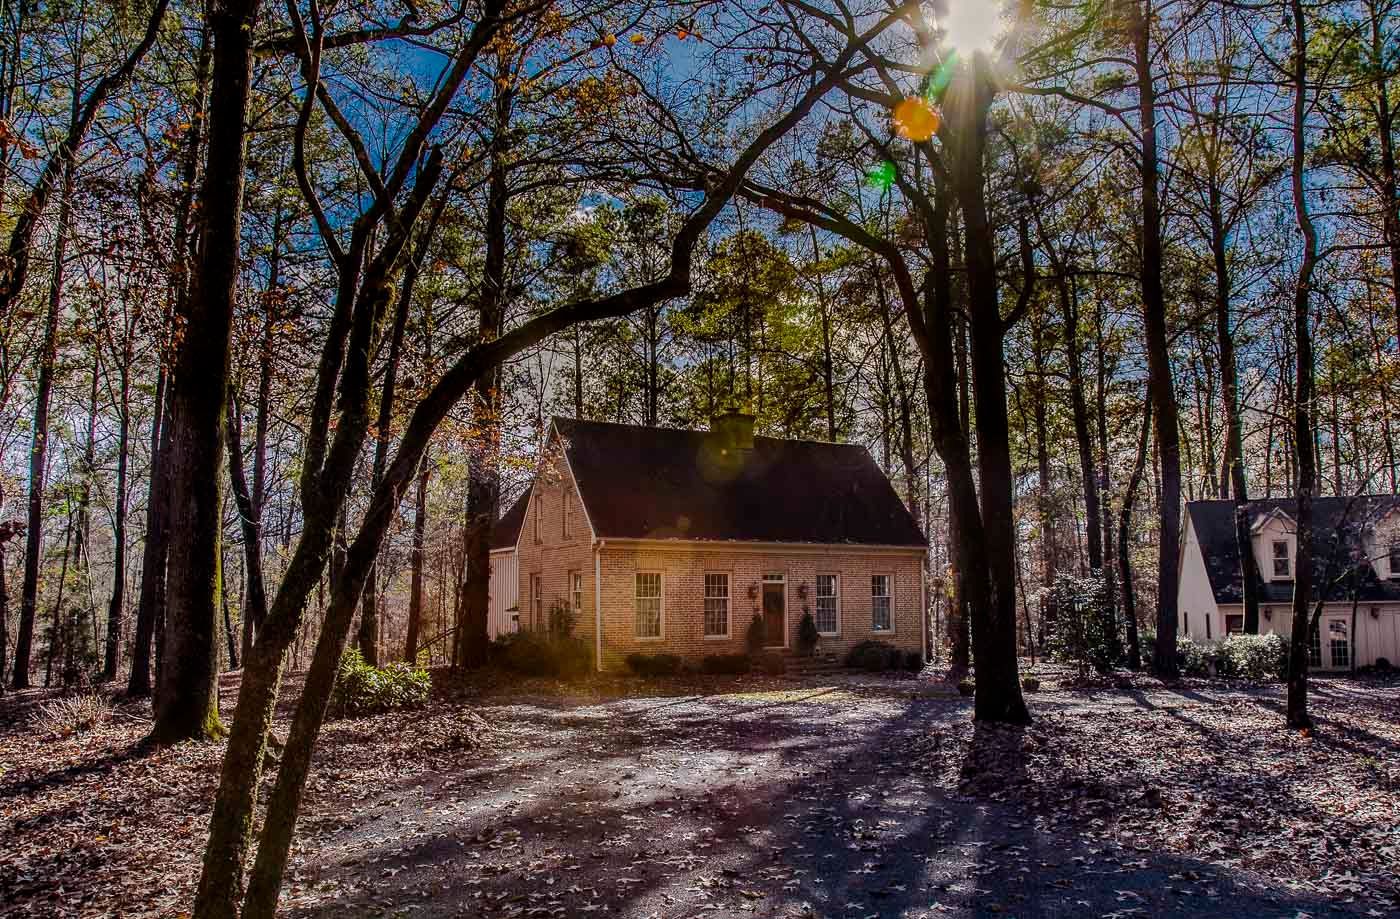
[1371,607,1381,620]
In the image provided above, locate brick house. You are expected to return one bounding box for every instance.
[489,413,929,670]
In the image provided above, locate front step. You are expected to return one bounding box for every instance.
[781,651,845,675]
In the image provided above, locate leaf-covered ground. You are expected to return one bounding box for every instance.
[1,666,1397,918]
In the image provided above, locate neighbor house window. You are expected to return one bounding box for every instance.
[635,572,662,638]
[1389,541,1400,579]
[1329,620,1350,669]
[871,575,892,632]
[570,571,583,620]
[534,495,543,543]
[1226,614,1244,635]
[531,574,542,629]
[1272,539,1290,578]
[703,573,729,637]
[562,495,572,539]
[1205,614,1212,640]
[815,574,839,634]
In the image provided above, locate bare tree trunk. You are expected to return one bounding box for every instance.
[12,128,75,690]
[130,19,210,699]
[103,356,132,681]
[154,0,260,744]
[404,451,431,662]
[1286,0,1319,730]
[1135,0,1182,677]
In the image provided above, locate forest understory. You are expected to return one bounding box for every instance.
[1,666,1396,918]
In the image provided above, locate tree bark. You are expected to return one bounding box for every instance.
[1286,0,1319,730]
[404,451,431,662]
[11,131,75,690]
[154,0,262,744]
[951,60,1029,722]
[1135,0,1183,677]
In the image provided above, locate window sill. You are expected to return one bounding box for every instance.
[818,632,840,639]
[704,634,732,641]
[635,635,665,642]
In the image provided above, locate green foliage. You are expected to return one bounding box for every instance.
[845,640,905,672]
[701,653,752,674]
[331,649,431,718]
[1140,630,1288,680]
[745,614,767,656]
[796,610,820,657]
[493,632,593,679]
[625,652,682,677]
[1046,572,1117,675]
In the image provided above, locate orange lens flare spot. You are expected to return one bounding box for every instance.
[601,33,617,47]
[630,33,646,45]
[893,96,940,142]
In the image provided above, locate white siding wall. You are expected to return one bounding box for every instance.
[1178,515,1221,640]
[488,549,520,639]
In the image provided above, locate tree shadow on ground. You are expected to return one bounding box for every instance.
[281,683,1384,918]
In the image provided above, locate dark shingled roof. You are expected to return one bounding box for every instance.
[552,417,926,548]
[491,490,529,550]
[1187,496,1400,605]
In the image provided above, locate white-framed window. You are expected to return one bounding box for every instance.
[703,573,729,637]
[871,574,892,632]
[1328,620,1350,669]
[570,571,583,618]
[533,494,543,543]
[815,574,839,635]
[1182,612,1189,635]
[1272,539,1290,578]
[1388,541,1400,579]
[1205,614,1212,640]
[1308,620,1322,667]
[563,494,573,539]
[635,572,662,639]
[1226,614,1243,635]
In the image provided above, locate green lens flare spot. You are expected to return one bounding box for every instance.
[867,161,896,191]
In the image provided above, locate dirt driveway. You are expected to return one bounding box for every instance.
[3,671,1397,918]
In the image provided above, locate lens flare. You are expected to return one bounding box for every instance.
[939,0,1006,53]
[893,96,941,142]
[867,161,896,191]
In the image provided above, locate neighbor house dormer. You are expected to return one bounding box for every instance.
[1370,507,1400,581]
[1252,507,1296,584]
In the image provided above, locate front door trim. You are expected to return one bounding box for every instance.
[762,572,787,649]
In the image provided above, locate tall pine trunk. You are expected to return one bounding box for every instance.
[1135,0,1183,677]
[1286,0,1319,730]
[153,0,260,743]
[12,131,75,690]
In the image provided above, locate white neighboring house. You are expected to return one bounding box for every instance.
[1178,497,1400,671]
[486,492,529,639]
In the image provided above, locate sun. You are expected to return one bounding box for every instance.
[937,0,1007,54]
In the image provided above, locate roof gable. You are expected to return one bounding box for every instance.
[490,490,529,551]
[550,417,926,548]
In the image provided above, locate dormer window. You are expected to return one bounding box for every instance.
[1389,541,1400,579]
[1272,540,1291,579]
